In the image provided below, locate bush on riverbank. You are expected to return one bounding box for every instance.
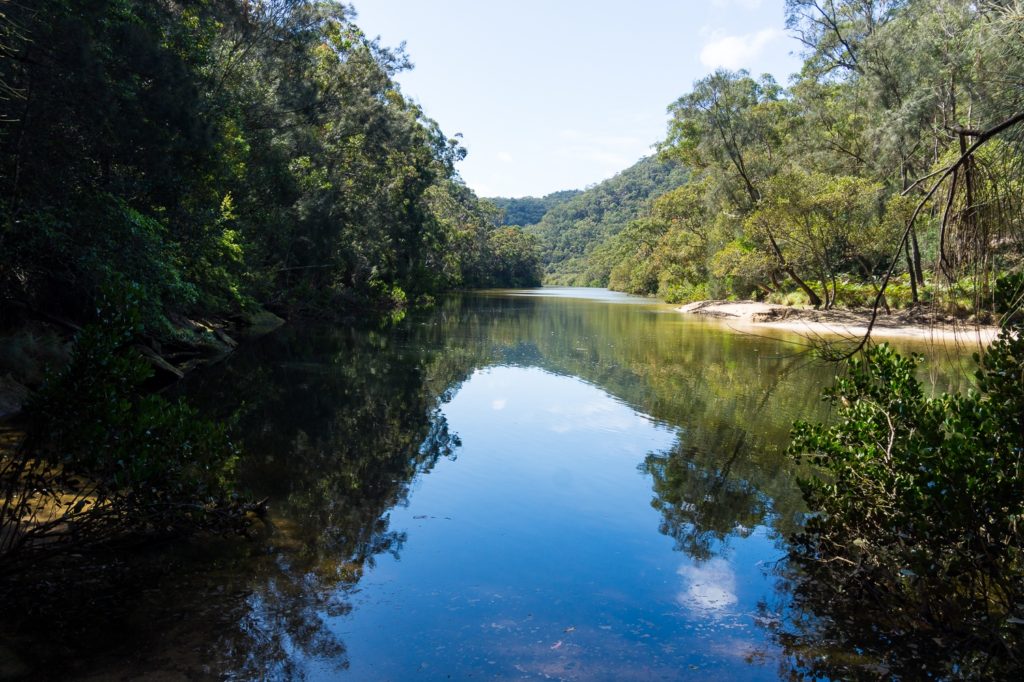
[784,325,1024,678]
[0,294,244,571]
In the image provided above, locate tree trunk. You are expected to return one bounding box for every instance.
[909,226,925,285]
[904,241,919,305]
[787,266,823,308]
[764,227,822,307]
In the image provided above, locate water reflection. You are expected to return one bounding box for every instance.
[677,558,739,612]
[645,436,771,562]
[15,291,971,679]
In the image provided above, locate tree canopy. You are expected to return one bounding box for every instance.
[0,0,539,334]
[536,0,1024,316]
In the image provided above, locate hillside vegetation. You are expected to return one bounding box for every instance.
[486,190,582,227]
[525,156,688,286]
[530,1,1024,318]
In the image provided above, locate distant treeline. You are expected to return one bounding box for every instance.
[486,190,581,227]
[526,157,689,286]
[529,1,1024,315]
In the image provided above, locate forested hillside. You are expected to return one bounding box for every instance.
[525,156,688,285]
[486,190,581,227]
[542,1,1024,316]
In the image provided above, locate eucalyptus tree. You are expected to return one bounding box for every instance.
[660,70,828,303]
[744,171,895,308]
[787,0,1024,315]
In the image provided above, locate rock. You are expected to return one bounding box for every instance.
[237,309,285,338]
[0,374,30,418]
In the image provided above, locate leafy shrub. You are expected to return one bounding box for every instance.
[660,280,708,304]
[766,289,811,306]
[2,289,241,564]
[995,270,1024,315]
[785,327,1024,677]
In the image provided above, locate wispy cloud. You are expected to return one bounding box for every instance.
[677,558,739,612]
[496,151,514,163]
[699,27,785,71]
[555,129,652,172]
[711,0,764,8]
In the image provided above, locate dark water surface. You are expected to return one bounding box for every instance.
[49,289,974,680]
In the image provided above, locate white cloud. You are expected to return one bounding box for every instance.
[496,151,514,163]
[491,399,507,410]
[699,28,785,71]
[677,558,738,612]
[711,0,764,8]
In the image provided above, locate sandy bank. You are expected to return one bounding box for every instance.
[677,300,1001,345]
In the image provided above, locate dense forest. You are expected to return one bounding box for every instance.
[485,190,581,228]
[531,0,1024,318]
[0,0,540,336]
[0,0,540,566]
[523,156,689,285]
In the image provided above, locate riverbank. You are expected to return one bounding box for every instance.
[677,300,1001,345]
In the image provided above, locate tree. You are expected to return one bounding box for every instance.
[743,170,891,308]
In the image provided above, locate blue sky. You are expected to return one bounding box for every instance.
[353,0,804,198]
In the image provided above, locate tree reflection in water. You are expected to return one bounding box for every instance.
[168,323,472,677]
[644,434,770,562]
[12,291,970,678]
[164,294,822,677]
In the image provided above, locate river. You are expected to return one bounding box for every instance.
[27,288,973,680]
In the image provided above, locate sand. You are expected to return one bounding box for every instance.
[676,300,1001,345]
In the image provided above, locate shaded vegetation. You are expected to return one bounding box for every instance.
[773,325,1024,679]
[1,289,243,571]
[0,1,539,566]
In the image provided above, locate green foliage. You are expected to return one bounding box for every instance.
[995,270,1024,316]
[486,190,582,227]
[660,280,708,305]
[785,328,1024,677]
[425,181,542,289]
[542,1,1024,311]
[526,156,689,285]
[661,69,786,210]
[0,0,521,333]
[27,290,239,515]
[1,288,241,564]
[483,227,543,287]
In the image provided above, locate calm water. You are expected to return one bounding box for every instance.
[49,288,973,680]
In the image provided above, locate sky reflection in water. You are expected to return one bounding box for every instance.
[309,365,783,680]
[17,290,977,679]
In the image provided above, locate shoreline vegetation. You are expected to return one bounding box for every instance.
[2,0,1024,678]
[0,0,544,573]
[677,299,1002,344]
